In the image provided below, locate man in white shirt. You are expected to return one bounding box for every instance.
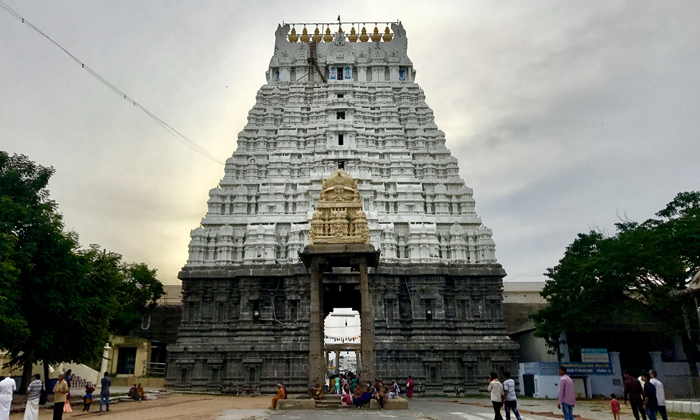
[503,372,522,420]
[649,370,667,420]
[0,376,17,420]
[487,372,504,420]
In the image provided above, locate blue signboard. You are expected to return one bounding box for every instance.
[345,67,351,79]
[330,67,337,80]
[536,362,613,376]
[399,70,406,81]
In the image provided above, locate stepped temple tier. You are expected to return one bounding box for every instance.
[168,21,518,394]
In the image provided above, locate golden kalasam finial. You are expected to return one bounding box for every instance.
[289,27,298,43]
[348,27,358,42]
[324,27,333,42]
[309,170,370,245]
[383,26,393,42]
[371,26,381,42]
[300,26,309,43]
[312,27,322,43]
[359,26,369,42]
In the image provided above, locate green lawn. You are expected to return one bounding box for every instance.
[669,412,700,420]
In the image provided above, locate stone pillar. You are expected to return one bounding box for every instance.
[359,258,375,381]
[309,258,325,383]
[100,344,110,385]
[355,351,361,373]
[326,351,330,370]
[649,351,665,380]
[335,351,341,374]
[610,351,622,377]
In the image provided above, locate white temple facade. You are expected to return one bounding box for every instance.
[186,21,497,268]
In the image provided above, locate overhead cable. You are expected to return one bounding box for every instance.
[0,0,224,165]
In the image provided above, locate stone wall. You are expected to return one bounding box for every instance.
[167,263,518,394]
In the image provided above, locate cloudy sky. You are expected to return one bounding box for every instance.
[1,1,698,285]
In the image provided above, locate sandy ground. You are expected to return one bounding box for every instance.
[9,394,272,420]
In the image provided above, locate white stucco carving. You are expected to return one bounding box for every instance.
[186,22,497,267]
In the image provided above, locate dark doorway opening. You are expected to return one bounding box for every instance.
[116,347,137,374]
[323,283,361,318]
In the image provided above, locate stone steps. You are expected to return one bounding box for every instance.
[315,395,347,410]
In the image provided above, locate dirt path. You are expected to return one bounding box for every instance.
[10,394,272,420]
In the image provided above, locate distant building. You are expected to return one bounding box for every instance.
[504,281,700,399]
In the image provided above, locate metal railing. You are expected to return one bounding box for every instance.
[145,362,166,377]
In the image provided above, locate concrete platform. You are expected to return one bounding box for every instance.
[369,396,408,410]
[276,399,315,410]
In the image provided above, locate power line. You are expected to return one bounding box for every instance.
[0,1,224,165]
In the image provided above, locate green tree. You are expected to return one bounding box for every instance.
[110,262,164,335]
[0,152,162,392]
[533,191,700,375]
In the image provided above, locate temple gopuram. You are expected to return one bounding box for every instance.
[167,21,518,394]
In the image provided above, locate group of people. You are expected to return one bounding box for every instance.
[487,367,576,420]
[277,373,415,410]
[615,369,667,420]
[127,383,147,401]
[348,377,399,409]
[487,371,522,420]
[0,370,113,420]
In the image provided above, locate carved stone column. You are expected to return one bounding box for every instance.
[335,351,341,374]
[359,258,375,382]
[308,258,325,384]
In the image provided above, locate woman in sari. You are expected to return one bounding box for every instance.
[353,383,373,408]
[405,375,415,400]
[341,383,353,407]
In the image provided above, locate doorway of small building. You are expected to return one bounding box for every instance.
[116,347,137,375]
[571,376,590,399]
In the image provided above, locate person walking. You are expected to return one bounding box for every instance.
[52,374,68,420]
[24,374,43,420]
[649,370,667,420]
[503,372,522,420]
[0,376,16,420]
[558,366,576,420]
[642,373,658,420]
[99,372,111,412]
[624,370,647,420]
[610,394,621,420]
[405,375,415,400]
[83,384,95,412]
[488,372,504,420]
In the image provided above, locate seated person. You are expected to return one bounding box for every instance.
[271,382,287,410]
[353,384,373,408]
[308,379,324,400]
[388,381,400,399]
[375,385,388,409]
[137,383,146,401]
[341,383,353,407]
[128,384,140,400]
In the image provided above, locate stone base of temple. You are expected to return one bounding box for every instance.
[167,263,518,395]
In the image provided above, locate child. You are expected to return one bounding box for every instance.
[610,393,620,420]
[83,385,95,412]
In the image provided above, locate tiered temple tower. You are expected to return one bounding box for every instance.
[168,21,518,394]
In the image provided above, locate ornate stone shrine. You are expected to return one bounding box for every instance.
[167,21,518,394]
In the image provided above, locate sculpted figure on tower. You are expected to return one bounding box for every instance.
[309,170,369,245]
